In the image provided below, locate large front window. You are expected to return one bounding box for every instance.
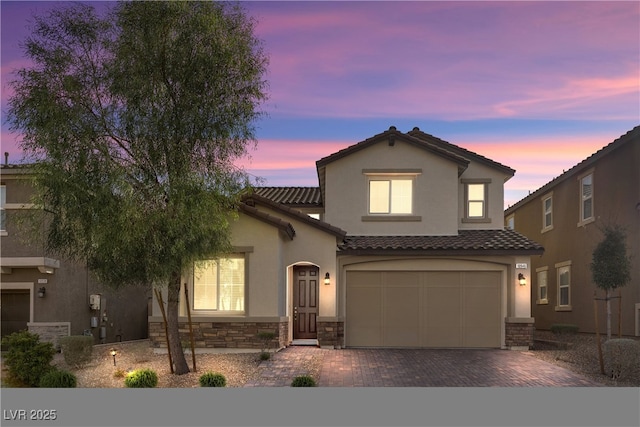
[193,256,245,312]
[369,179,413,214]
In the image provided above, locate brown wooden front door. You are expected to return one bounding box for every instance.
[293,266,319,339]
[1,290,30,344]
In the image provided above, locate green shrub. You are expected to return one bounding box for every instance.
[124,368,158,388]
[259,351,271,361]
[199,372,227,387]
[291,375,316,387]
[58,335,94,368]
[550,324,579,335]
[257,331,277,354]
[0,330,55,387]
[39,369,77,388]
[603,339,640,381]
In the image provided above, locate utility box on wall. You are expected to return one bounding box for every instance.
[89,294,101,310]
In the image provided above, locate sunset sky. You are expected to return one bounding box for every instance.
[1,1,639,208]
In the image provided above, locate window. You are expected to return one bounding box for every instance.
[0,185,5,232]
[536,267,548,304]
[579,173,593,224]
[542,194,553,232]
[506,214,514,230]
[368,178,413,214]
[462,179,491,222]
[555,261,571,310]
[193,255,245,312]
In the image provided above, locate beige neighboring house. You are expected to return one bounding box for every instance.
[505,126,639,337]
[148,126,544,351]
[0,163,150,348]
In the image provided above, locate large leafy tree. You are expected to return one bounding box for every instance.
[8,1,269,374]
[591,224,632,340]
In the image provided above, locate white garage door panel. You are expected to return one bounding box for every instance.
[346,270,502,348]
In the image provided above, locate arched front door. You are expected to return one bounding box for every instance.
[293,265,319,339]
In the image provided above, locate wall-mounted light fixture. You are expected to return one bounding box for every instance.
[518,273,526,286]
[324,272,330,285]
[110,348,118,366]
[37,287,46,298]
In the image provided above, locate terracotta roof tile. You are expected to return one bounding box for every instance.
[254,187,322,207]
[339,229,544,254]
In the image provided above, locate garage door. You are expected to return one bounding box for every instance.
[346,271,501,348]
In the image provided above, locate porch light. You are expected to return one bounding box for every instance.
[518,273,526,286]
[110,348,118,366]
[37,287,46,298]
[324,272,330,285]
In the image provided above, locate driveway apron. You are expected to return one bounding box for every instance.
[244,346,602,387]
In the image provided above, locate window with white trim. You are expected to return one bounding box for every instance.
[536,267,548,304]
[193,255,245,312]
[542,194,553,232]
[580,173,593,223]
[368,178,413,214]
[555,262,571,310]
[0,185,5,232]
[506,214,514,230]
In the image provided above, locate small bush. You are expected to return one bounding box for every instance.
[0,330,55,387]
[59,335,94,368]
[124,368,158,388]
[113,368,127,379]
[199,372,227,387]
[257,331,277,354]
[39,369,77,388]
[291,375,316,387]
[603,339,640,381]
[550,324,579,335]
[259,351,271,361]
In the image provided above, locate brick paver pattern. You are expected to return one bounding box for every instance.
[244,346,602,387]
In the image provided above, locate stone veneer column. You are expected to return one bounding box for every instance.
[317,320,344,349]
[505,317,535,350]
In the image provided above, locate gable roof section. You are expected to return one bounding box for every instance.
[407,127,516,178]
[339,229,544,256]
[242,193,346,239]
[505,125,640,214]
[253,187,322,208]
[238,203,296,240]
[315,126,471,204]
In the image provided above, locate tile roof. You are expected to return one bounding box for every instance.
[242,193,346,239]
[253,187,322,207]
[339,229,544,255]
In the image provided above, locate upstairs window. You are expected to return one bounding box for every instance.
[542,194,553,232]
[0,185,5,232]
[579,172,594,225]
[193,255,245,312]
[368,178,413,214]
[462,179,491,222]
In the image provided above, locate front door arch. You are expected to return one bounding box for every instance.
[292,265,319,339]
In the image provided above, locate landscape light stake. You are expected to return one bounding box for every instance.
[184,284,197,372]
[154,288,174,374]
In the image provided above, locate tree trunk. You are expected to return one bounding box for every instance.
[165,271,190,375]
[606,288,611,340]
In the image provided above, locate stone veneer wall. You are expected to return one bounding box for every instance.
[317,321,344,348]
[149,320,288,350]
[27,322,70,350]
[505,318,535,349]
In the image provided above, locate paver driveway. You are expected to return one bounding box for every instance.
[244,346,602,387]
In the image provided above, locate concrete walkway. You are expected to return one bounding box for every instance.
[244,346,602,387]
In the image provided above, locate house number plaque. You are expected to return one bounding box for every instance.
[515,263,527,269]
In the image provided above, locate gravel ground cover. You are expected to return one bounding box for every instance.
[3,333,638,387]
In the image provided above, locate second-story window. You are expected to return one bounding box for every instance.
[0,185,6,233]
[542,194,553,232]
[580,173,593,224]
[368,178,413,214]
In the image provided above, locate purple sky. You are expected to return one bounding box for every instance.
[1,1,639,208]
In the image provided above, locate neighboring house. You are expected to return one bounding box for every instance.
[0,163,150,348]
[504,126,639,337]
[149,126,544,351]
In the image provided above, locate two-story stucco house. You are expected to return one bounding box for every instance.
[505,126,639,337]
[148,127,544,351]
[1,163,151,347]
